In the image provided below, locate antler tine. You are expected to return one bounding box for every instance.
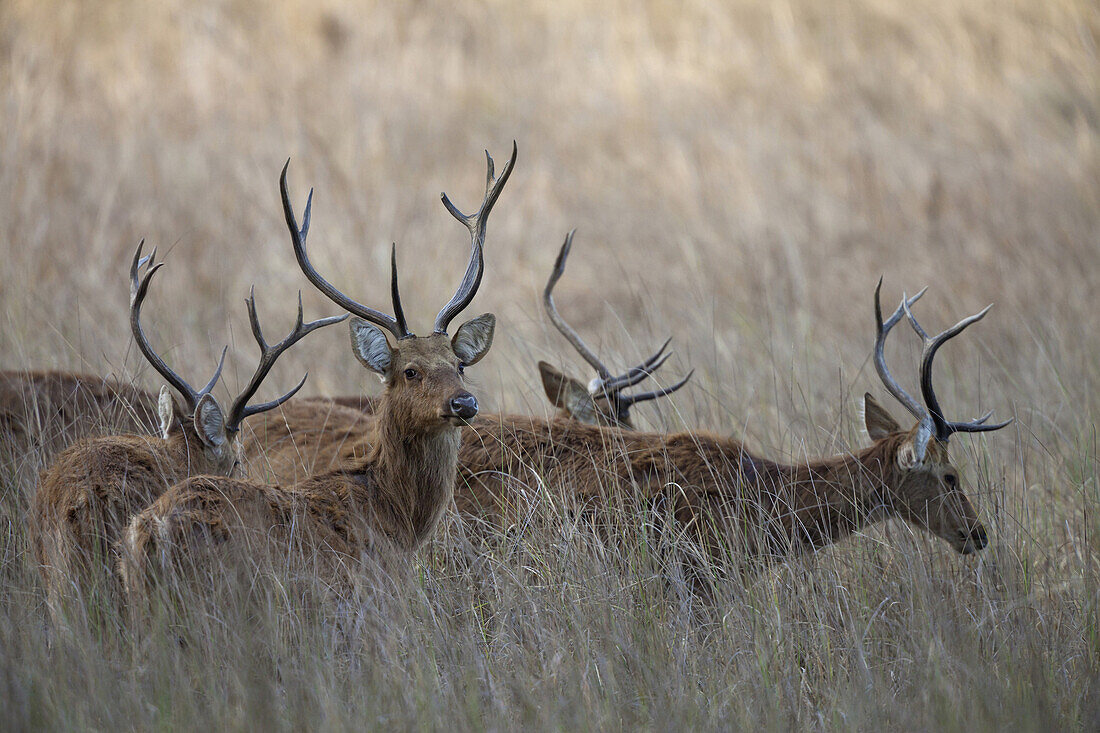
[225,288,348,431]
[281,160,409,339]
[129,239,158,301]
[129,241,220,412]
[600,337,674,392]
[901,298,1012,439]
[618,369,695,409]
[434,141,518,334]
[873,277,927,421]
[543,230,613,380]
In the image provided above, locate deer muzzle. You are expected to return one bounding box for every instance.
[442,391,479,423]
[957,523,988,554]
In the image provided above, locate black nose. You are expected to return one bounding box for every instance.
[448,392,478,420]
[960,524,988,553]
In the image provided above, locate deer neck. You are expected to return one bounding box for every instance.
[774,438,898,552]
[366,397,461,549]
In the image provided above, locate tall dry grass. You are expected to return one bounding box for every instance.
[1,0,1097,728]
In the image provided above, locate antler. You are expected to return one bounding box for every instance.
[435,141,517,334]
[545,229,692,409]
[902,298,1013,441]
[129,241,226,413]
[873,277,928,423]
[224,288,347,433]
[544,230,612,380]
[281,161,412,340]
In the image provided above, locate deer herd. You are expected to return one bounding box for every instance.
[2,143,1013,623]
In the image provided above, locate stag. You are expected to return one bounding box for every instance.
[33,242,344,619]
[455,280,1011,558]
[120,146,513,599]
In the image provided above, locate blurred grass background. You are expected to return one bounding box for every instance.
[1,0,1098,728]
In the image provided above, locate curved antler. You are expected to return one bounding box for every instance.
[435,141,517,334]
[281,160,411,340]
[129,241,226,413]
[873,277,928,422]
[902,299,1013,441]
[224,289,347,433]
[544,230,612,380]
[618,369,695,410]
[545,230,692,413]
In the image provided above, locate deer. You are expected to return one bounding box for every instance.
[32,242,345,620]
[119,146,513,600]
[452,279,1012,560]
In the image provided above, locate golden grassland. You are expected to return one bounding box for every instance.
[1,0,1098,728]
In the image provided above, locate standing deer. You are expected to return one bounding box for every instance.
[120,146,513,598]
[454,280,1011,558]
[33,242,345,619]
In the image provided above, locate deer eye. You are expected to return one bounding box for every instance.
[944,473,958,487]
[457,362,466,375]
[404,368,420,381]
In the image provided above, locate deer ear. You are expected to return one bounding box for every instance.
[194,393,227,449]
[863,392,901,441]
[157,385,175,439]
[452,313,495,366]
[350,317,393,376]
[538,361,596,420]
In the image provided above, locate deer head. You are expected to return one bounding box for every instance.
[539,230,692,428]
[869,279,1012,553]
[129,242,346,473]
[281,145,515,433]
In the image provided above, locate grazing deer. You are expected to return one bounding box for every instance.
[120,146,513,598]
[33,242,345,619]
[454,280,1011,558]
[537,230,692,428]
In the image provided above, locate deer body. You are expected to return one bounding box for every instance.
[125,343,475,593]
[454,405,987,558]
[34,410,230,611]
[0,371,161,478]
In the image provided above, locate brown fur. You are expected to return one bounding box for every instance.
[31,407,233,617]
[243,394,989,559]
[453,396,988,557]
[121,328,492,600]
[0,370,160,471]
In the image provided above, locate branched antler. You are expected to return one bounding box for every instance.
[901,299,1012,441]
[873,277,1011,452]
[436,142,517,334]
[224,288,348,433]
[545,230,692,416]
[129,241,226,412]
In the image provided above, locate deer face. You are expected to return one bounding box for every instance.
[159,387,244,477]
[350,315,494,432]
[538,362,633,428]
[864,394,988,554]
